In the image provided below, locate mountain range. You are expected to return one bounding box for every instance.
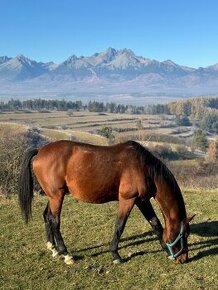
[1,48,218,102]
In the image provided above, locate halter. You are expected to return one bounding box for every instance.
[165,222,186,260]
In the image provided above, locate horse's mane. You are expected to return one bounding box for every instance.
[126,141,187,219]
[125,141,175,183]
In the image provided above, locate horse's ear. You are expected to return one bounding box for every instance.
[186,214,196,224]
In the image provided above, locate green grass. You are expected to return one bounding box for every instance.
[0,190,217,290]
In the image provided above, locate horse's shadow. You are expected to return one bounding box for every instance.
[71,221,218,262]
[71,231,161,261]
[188,221,218,262]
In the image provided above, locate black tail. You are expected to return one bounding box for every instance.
[19,148,38,223]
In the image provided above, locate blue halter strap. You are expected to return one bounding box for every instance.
[166,222,185,260]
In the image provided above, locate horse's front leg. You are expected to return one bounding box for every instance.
[135,198,163,245]
[110,197,135,264]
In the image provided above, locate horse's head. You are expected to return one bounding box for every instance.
[162,214,195,264]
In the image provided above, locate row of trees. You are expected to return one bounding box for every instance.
[0,99,142,114]
[0,99,83,111]
[1,97,218,132]
[1,96,217,114]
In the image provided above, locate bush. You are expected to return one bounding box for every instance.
[97,126,114,140]
[169,159,218,189]
[0,128,47,196]
[175,115,192,126]
[151,144,179,160]
[206,140,218,162]
[0,134,28,196]
[176,145,193,159]
[192,129,208,152]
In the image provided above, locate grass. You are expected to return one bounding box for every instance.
[0,122,26,138]
[0,111,217,289]
[0,190,217,290]
[0,111,196,149]
[42,128,70,140]
[0,111,175,135]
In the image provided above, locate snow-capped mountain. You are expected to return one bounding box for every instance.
[1,48,218,99]
[0,54,56,81]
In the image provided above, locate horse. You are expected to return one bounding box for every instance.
[19,140,195,265]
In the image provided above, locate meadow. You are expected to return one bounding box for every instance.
[0,110,217,289]
[0,190,217,290]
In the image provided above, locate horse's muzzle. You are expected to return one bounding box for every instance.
[173,250,188,264]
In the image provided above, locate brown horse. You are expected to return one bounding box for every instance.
[19,140,194,265]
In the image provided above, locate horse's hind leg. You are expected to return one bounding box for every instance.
[46,192,74,265]
[43,203,58,257]
[136,198,163,240]
[110,198,135,264]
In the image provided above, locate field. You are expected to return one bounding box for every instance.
[0,110,217,289]
[0,110,180,144]
[0,190,217,290]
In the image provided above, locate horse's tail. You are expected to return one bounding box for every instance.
[19,148,38,224]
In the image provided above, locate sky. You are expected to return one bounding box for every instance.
[0,0,218,68]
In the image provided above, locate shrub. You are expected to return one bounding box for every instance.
[176,145,193,159]
[97,126,114,140]
[168,159,218,189]
[151,144,179,160]
[192,130,208,152]
[175,115,192,126]
[206,140,218,162]
[0,134,28,196]
[0,128,47,196]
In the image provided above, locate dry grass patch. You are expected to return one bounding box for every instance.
[0,122,27,138]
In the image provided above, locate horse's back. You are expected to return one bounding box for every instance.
[65,141,140,202]
[32,140,148,203]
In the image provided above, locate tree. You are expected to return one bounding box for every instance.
[200,110,218,133]
[136,119,143,130]
[206,140,218,162]
[192,130,208,152]
[175,115,191,126]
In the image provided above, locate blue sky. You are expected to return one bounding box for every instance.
[0,0,218,68]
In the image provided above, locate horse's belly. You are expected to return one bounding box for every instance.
[69,187,118,204]
[66,152,122,203]
[67,177,119,204]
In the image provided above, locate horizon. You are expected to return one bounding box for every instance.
[1,1,218,68]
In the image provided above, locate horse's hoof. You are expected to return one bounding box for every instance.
[52,250,59,258]
[46,242,54,251]
[46,242,59,258]
[64,255,75,265]
[113,258,122,265]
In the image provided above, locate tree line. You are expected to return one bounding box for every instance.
[0,98,144,114]
[1,96,217,132]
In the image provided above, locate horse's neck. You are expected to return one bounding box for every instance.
[155,180,186,240]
